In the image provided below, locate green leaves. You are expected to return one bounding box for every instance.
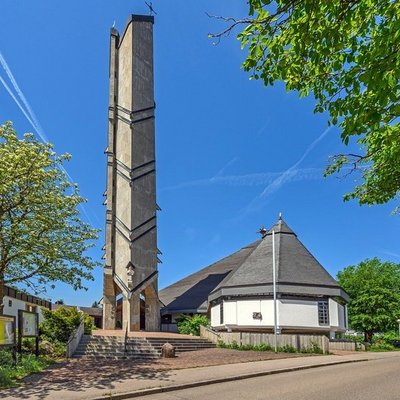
[338,258,400,339]
[176,314,210,336]
[0,122,100,296]
[237,0,400,210]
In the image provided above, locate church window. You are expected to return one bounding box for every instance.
[318,300,329,325]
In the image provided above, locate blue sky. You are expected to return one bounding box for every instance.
[1,1,399,306]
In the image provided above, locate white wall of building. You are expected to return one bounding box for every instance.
[211,298,346,332]
[329,298,345,329]
[279,299,319,327]
[223,301,237,325]
[211,303,221,325]
[3,296,46,323]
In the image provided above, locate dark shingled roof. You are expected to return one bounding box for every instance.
[160,217,348,314]
[159,241,260,313]
[213,217,339,291]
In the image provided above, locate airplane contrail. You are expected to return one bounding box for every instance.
[0,51,97,226]
[0,51,48,143]
[245,125,332,213]
[0,75,37,131]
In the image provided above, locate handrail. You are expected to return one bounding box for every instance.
[203,325,221,337]
[199,325,221,343]
[124,323,129,357]
[66,315,85,358]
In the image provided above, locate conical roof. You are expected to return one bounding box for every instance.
[160,216,348,315]
[210,216,348,301]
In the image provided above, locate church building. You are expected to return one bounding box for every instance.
[159,216,348,338]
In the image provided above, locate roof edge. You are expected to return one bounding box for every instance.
[209,284,349,303]
[117,14,154,49]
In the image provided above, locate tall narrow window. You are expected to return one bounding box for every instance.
[318,300,329,325]
[220,301,224,325]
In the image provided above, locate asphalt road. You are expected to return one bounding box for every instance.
[133,356,400,400]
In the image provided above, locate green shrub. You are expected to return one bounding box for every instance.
[0,367,14,388]
[299,341,324,354]
[217,341,274,352]
[217,340,322,354]
[22,337,36,353]
[0,355,53,388]
[217,340,227,348]
[176,314,209,336]
[344,334,364,344]
[40,306,92,343]
[41,307,80,343]
[368,339,396,352]
[255,343,273,351]
[0,349,14,368]
[83,314,94,335]
[278,345,297,353]
[17,355,49,376]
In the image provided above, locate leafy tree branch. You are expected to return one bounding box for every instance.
[0,122,100,313]
[209,0,400,210]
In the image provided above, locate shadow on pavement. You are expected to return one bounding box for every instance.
[2,359,172,400]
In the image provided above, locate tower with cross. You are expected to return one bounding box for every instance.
[103,15,160,332]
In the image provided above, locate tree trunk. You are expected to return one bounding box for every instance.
[364,331,373,343]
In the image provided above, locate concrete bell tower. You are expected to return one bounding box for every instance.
[103,15,160,332]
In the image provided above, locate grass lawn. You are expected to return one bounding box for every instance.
[0,353,55,389]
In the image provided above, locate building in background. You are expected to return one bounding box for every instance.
[160,216,349,338]
[2,285,52,323]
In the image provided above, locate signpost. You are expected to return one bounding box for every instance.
[0,315,15,346]
[0,314,17,364]
[18,310,39,357]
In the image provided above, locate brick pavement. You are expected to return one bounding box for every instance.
[3,348,396,400]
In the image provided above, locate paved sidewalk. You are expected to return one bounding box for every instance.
[2,351,399,400]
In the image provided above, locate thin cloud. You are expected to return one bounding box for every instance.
[245,126,332,213]
[255,118,271,137]
[161,167,321,192]
[211,157,238,180]
[380,250,400,260]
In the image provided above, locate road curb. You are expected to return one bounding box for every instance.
[93,358,369,400]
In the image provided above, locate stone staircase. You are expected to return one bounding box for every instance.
[73,335,159,360]
[72,335,215,360]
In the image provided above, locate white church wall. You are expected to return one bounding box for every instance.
[329,298,339,327]
[223,301,237,325]
[211,297,347,332]
[236,300,262,326]
[211,304,221,326]
[260,299,275,326]
[329,298,346,330]
[278,299,319,327]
